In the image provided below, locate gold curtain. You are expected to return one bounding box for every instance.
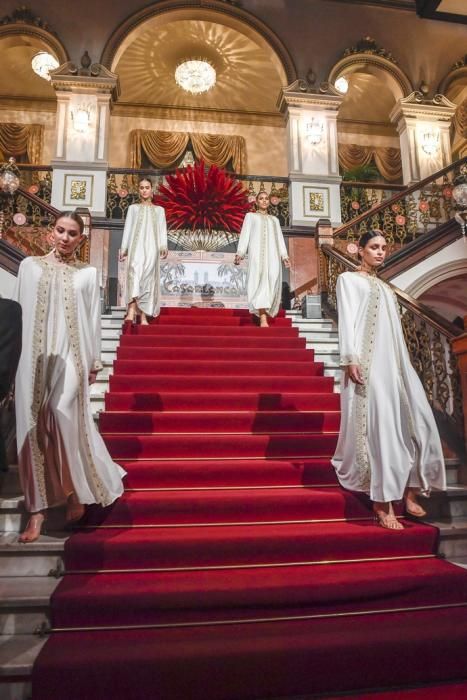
[129,129,247,173]
[0,123,43,164]
[338,143,402,182]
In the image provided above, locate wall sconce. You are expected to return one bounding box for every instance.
[420,128,440,156]
[71,106,92,133]
[305,118,324,145]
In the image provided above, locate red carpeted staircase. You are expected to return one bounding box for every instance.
[33,308,467,699]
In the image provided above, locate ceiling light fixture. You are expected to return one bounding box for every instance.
[175,60,216,95]
[31,51,59,81]
[335,76,349,94]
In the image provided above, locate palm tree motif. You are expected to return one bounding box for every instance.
[217,263,247,293]
[160,262,186,292]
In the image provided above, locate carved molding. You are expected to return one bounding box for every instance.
[328,53,413,99]
[100,0,297,84]
[51,60,120,99]
[0,6,68,63]
[390,91,457,124]
[277,79,343,114]
[342,37,398,64]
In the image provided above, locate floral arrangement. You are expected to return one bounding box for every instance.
[153,161,249,232]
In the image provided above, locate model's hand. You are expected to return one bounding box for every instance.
[119,251,127,263]
[160,249,168,260]
[346,364,364,385]
[234,254,242,266]
[283,257,291,269]
[88,370,99,385]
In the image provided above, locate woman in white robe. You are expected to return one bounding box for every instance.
[14,212,125,543]
[234,191,290,327]
[119,178,168,324]
[331,230,445,530]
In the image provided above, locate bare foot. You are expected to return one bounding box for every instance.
[259,314,269,328]
[405,488,427,518]
[65,493,86,525]
[373,502,404,531]
[19,512,46,543]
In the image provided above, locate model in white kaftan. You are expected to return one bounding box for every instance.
[331,271,445,503]
[121,203,168,318]
[236,212,288,317]
[14,256,126,513]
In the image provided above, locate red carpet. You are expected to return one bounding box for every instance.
[33,307,467,699]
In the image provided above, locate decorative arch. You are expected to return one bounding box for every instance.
[100,0,296,86]
[439,57,467,99]
[405,259,467,300]
[0,20,68,66]
[328,40,413,101]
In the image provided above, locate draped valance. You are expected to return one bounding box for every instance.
[338,143,402,183]
[0,123,43,164]
[129,130,247,174]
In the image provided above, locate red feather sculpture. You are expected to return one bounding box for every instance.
[154,161,250,233]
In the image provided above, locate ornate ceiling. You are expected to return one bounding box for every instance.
[114,18,286,117]
[0,36,56,102]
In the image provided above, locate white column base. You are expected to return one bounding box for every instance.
[289,175,342,228]
[51,162,108,217]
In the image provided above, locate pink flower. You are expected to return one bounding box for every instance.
[395,214,406,226]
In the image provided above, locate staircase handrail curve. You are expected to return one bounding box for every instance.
[341,180,405,192]
[16,186,60,217]
[321,244,463,339]
[334,156,467,239]
[16,164,53,172]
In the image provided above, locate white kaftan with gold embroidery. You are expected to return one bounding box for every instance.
[236,212,288,317]
[331,271,445,502]
[121,203,168,317]
[14,256,125,513]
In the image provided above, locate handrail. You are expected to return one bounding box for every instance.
[16,186,59,217]
[334,156,467,238]
[341,180,405,191]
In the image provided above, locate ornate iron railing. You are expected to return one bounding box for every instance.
[334,157,467,257]
[320,244,464,441]
[0,188,90,262]
[106,168,290,228]
[340,181,405,225]
[16,164,53,204]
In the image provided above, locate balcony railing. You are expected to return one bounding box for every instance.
[320,244,464,443]
[106,169,290,228]
[334,157,467,257]
[340,181,405,225]
[16,164,53,205]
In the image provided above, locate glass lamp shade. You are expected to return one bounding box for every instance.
[31,52,59,81]
[335,77,349,94]
[0,159,20,194]
[453,183,467,208]
[175,60,216,95]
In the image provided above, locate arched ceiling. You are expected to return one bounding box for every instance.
[114,17,286,115]
[338,72,398,125]
[0,35,58,101]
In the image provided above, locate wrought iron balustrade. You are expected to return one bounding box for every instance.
[16,165,53,204]
[106,169,290,228]
[320,244,464,442]
[334,157,467,257]
[340,181,405,225]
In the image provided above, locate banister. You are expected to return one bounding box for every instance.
[334,156,467,238]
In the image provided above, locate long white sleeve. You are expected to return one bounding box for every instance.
[121,205,135,254]
[157,206,168,252]
[336,273,360,366]
[237,213,252,258]
[274,217,288,259]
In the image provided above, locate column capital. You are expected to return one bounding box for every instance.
[50,61,120,101]
[390,91,457,127]
[277,82,343,116]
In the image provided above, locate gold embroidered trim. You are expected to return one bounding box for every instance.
[353,275,380,491]
[29,258,53,507]
[62,264,111,506]
[126,205,145,300]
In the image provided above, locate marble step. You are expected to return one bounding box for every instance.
[0,577,58,635]
[0,633,45,697]
[0,532,66,577]
[437,518,467,560]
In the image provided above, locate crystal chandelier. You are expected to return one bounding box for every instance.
[31,51,59,81]
[335,76,349,94]
[175,60,216,95]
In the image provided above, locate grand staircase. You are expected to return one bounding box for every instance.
[1,306,467,700]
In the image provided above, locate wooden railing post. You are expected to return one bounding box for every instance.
[315,218,334,300]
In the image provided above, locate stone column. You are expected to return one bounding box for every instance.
[278,83,344,229]
[390,92,457,185]
[50,57,119,217]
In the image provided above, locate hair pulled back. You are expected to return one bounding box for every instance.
[358,229,385,249]
[55,211,85,235]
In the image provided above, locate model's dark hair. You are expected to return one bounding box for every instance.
[55,211,85,235]
[358,229,385,249]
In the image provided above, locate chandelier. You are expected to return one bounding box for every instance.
[31,51,59,81]
[175,60,216,95]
